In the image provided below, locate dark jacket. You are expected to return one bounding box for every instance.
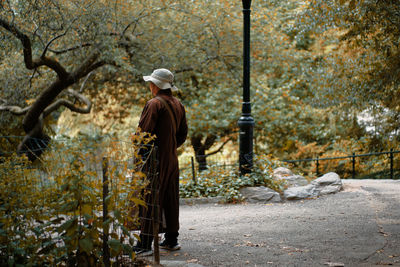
[138,89,188,232]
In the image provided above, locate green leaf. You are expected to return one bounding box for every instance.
[79,238,94,253]
[57,217,77,233]
[108,239,123,255]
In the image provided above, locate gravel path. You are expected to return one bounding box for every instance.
[156,179,400,266]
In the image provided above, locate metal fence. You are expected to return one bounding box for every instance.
[182,149,400,180]
[0,136,161,266]
[180,153,238,183]
[283,149,400,179]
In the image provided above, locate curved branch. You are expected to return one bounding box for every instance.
[79,71,94,93]
[23,54,110,132]
[43,89,91,117]
[203,135,217,151]
[175,67,194,74]
[122,9,148,37]
[205,138,231,157]
[0,100,31,115]
[41,32,66,58]
[0,18,69,79]
[48,43,92,55]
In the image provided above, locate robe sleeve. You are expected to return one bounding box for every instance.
[138,100,159,134]
[176,104,188,148]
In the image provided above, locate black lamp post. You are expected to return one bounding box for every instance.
[238,0,255,175]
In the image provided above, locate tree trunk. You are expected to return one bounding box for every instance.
[0,18,105,161]
[194,147,208,172]
[190,134,217,172]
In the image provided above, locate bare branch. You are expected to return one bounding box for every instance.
[79,71,94,93]
[41,17,81,57]
[48,43,92,55]
[175,67,194,74]
[204,135,217,151]
[122,9,148,36]
[205,138,232,157]
[0,18,69,79]
[29,69,37,89]
[41,32,66,58]
[0,102,31,115]
[43,89,91,117]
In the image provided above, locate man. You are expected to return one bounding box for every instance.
[134,68,188,255]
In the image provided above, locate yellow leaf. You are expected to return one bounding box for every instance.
[25,98,36,105]
[82,204,92,215]
[132,197,146,207]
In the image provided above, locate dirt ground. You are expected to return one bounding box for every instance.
[147,179,400,267]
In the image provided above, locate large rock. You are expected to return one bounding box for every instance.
[240,186,281,203]
[273,167,294,177]
[283,172,342,200]
[283,184,318,200]
[312,172,342,195]
[273,167,308,187]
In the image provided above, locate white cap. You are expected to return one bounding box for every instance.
[143,68,178,91]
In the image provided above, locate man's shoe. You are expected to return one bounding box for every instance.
[133,246,153,256]
[159,240,181,251]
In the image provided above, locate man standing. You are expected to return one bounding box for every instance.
[135,68,188,255]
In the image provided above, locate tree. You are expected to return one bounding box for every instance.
[293,0,400,145]
[120,0,244,170]
[0,0,149,159]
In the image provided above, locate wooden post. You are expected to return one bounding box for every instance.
[102,157,110,267]
[316,157,319,177]
[352,153,356,179]
[151,148,160,265]
[390,149,394,179]
[191,157,196,184]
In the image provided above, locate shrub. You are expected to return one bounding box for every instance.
[179,154,285,202]
[0,136,151,265]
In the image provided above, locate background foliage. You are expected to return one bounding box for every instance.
[1,0,399,205]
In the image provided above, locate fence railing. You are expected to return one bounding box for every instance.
[182,149,400,180]
[180,154,237,184]
[283,149,400,179]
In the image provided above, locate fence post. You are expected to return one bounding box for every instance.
[191,157,196,184]
[316,157,319,177]
[352,153,356,179]
[102,157,110,267]
[151,149,160,265]
[390,148,394,179]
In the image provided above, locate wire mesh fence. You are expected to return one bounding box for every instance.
[179,153,238,184]
[0,136,161,266]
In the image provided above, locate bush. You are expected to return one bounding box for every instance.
[0,136,150,265]
[179,154,286,202]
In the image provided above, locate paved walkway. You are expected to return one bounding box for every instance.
[148,180,400,266]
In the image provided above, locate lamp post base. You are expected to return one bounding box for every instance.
[238,103,254,175]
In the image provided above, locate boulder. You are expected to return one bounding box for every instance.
[273,167,308,187]
[240,186,281,203]
[283,172,342,200]
[281,175,309,187]
[273,167,293,178]
[312,172,342,195]
[283,184,318,200]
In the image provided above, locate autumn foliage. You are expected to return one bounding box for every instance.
[0,135,153,265]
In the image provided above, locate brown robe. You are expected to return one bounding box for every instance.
[138,89,188,234]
